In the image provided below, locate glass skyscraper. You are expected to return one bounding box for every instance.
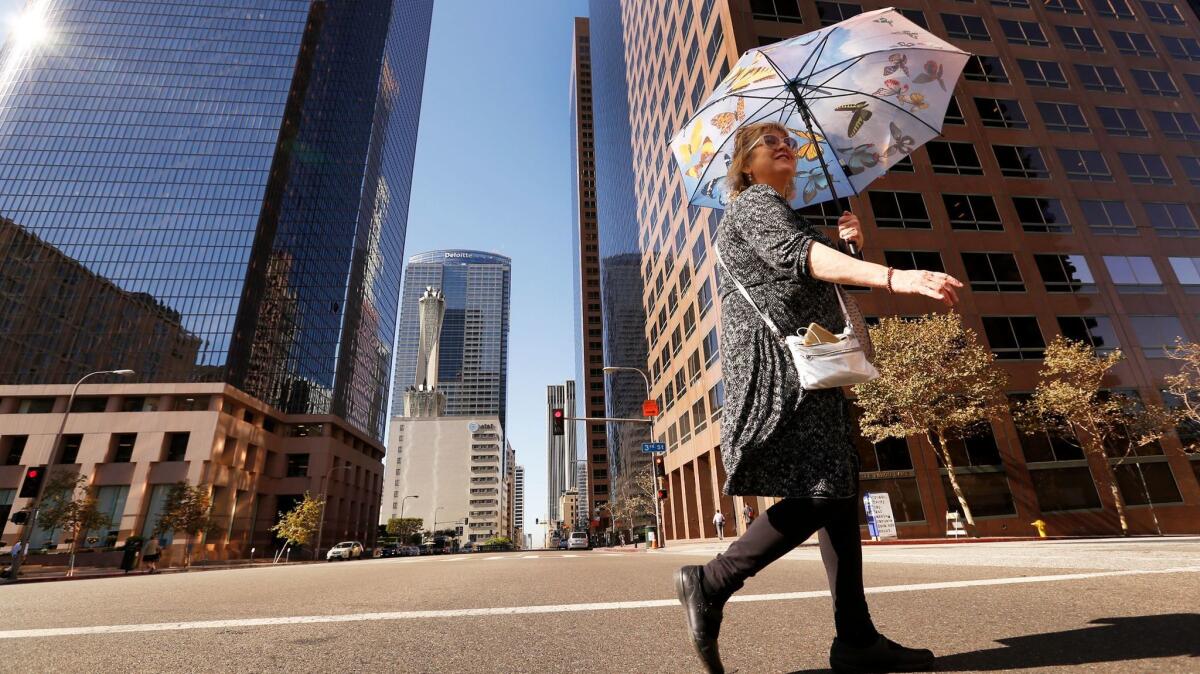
[0,0,433,440]
[392,250,512,428]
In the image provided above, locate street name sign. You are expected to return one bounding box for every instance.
[641,442,667,454]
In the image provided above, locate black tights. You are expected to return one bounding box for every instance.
[701,496,879,646]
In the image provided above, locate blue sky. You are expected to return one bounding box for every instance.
[404,0,589,546]
[0,0,585,546]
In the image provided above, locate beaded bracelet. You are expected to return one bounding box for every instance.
[886,267,895,294]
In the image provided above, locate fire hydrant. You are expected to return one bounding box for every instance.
[1031,519,1047,538]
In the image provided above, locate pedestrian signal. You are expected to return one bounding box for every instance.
[656,488,669,501]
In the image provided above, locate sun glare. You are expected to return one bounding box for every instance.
[9,2,51,50]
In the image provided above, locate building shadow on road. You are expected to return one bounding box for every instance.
[785,614,1199,673]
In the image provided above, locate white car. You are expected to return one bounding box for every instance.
[567,532,590,550]
[326,541,364,561]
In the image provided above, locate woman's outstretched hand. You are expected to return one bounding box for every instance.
[891,269,964,307]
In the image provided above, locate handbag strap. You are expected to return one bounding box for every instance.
[714,242,853,338]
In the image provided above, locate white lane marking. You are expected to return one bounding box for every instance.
[562,554,578,558]
[4,566,1196,640]
[519,555,539,559]
[485,556,506,561]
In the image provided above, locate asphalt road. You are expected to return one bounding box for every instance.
[1,538,1197,673]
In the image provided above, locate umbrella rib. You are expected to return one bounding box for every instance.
[684,89,795,202]
[796,82,943,136]
[798,100,861,199]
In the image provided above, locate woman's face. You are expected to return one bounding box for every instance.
[746,128,797,187]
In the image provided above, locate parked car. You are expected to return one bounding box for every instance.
[326,541,364,561]
[567,532,590,550]
[557,537,569,550]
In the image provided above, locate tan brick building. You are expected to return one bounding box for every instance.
[613,0,1200,541]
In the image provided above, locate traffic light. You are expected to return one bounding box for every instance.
[551,408,564,435]
[657,488,669,501]
[10,510,29,525]
[18,465,46,499]
[653,455,665,478]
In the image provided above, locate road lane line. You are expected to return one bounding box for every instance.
[4,566,1197,640]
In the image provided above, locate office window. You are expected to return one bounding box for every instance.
[1036,101,1087,133]
[942,96,965,126]
[698,278,714,316]
[899,8,927,28]
[1075,64,1124,92]
[1168,257,1200,290]
[1082,201,1135,235]
[702,327,720,365]
[1162,36,1200,61]
[692,398,708,432]
[963,55,1008,83]
[1093,0,1134,18]
[708,380,725,418]
[286,453,310,477]
[1057,316,1120,354]
[1120,153,1172,185]
[111,434,136,463]
[815,1,861,25]
[1154,111,1200,141]
[164,433,189,462]
[59,435,83,464]
[975,98,1027,128]
[1044,0,1084,12]
[683,304,698,337]
[1015,197,1070,233]
[983,316,1046,360]
[1104,256,1162,291]
[692,236,708,268]
[943,194,1002,231]
[71,397,108,413]
[1020,60,1068,88]
[927,141,984,175]
[3,436,27,466]
[706,21,724,66]
[1035,254,1096,292]
[687,349,702,383]
[1110,31,1155,57]
[798,198,852,227]
[1129,316,1186,358]
[700,0,717,24]
[1179,156,1200,185]
[1030,467,1102,511]
[993,0,1031,6]
[941,13,990,40]
[1140,1,1184,24]
[1097,107,1147,136]
[995,145,1049,179]
[750,0,803,23]
[962,252,1025,292]
[884,250,945,273]
[1056,25,1102,52]
[869,192,931,228]
[888,155,915,173]
[1145,203,1199,237]
[1131,69,1179,96]
[690,76,706,109]
[1057,149,1112,182]
[1001,20,1048,46]
[686,36,699,71]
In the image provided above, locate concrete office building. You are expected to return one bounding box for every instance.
[611,0,1200,540]
[546,381,578,524]
[514,464,526,546]
[0,384,383,559]
[392,251,513,428]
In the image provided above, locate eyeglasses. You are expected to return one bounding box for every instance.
[749,133,798,152]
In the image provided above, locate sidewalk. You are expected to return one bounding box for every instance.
[648,533,1200,557]
[3,558,310,585]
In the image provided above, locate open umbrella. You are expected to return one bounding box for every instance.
[671,6,969,211]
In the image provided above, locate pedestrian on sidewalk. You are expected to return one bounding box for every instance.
[142,537,161,574]
[712,511,726,541]
[674,122,960,674]
[742,503,755,530]
[10,540,22,561]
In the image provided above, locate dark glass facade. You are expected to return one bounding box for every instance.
[588,0,653,484]
[0,0,433,440]
[392,251,512,429]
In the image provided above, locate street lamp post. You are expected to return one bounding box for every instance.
[400,494,419,520]
[601,366,665,549]
[6,369,134,581]
[312,463,354,560]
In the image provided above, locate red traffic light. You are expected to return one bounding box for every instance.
[553,409,564,419]
[26,468,39,479]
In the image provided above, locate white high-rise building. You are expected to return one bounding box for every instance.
[546,380,577,523]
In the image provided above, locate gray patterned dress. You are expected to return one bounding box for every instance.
[716,183,859,499]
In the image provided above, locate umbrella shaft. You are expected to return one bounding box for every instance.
[788,81,840,205]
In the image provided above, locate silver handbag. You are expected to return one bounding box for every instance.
[716,244,879,391]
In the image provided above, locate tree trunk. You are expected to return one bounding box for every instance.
[1103,465,1130,536]
[929,432,976,529]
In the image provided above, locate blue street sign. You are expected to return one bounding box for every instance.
[641,442,667,453]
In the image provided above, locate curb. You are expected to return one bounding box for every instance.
[2,560,312,585]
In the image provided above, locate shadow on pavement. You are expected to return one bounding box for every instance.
[785,614,1200,673]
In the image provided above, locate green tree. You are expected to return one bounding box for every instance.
[385,517,423,540]
[37,470,111,577]
[1163,339,1200,454]
[271,491,324,556]
[154,482,212,566]
[852,313,1008,530]
[1015,337,1175,535]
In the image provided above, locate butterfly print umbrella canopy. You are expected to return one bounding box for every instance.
[671,7,969,209]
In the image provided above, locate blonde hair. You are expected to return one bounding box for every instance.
[725,121,796,202]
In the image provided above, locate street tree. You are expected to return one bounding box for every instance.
[271,491,324,559]
[1015,337,1175,535]
[601,466,655,542]
[1163,339,1200,454]
[385,517,423,540]
[852,313,1008,530]
[155,482,213,566]
[37,470,111,576]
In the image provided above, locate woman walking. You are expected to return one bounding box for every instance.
[674,121,962,674]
